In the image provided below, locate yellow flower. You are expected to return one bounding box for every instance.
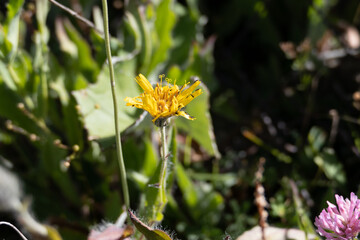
[124,74,202,126]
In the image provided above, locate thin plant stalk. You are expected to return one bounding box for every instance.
[101,0,130,209]
[159,126,168,205]
[0,222,29,240]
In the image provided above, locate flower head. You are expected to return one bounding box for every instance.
[314,192,360,240]
[124,74,202,126]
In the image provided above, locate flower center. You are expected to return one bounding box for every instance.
[157,100,168,112]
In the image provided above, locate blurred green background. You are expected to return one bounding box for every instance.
[1,0,360,239]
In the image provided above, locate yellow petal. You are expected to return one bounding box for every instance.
[152,112,170,122]
[124,97,143,108]
[168,85,179,98]
[178,80,201,101]
[169,97,179,114]
[176,110,195,120]
[136,74,154,93]
[178,88,202,106]
[142,94,157,117]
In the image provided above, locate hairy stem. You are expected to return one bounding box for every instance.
[159,126,168,205]
[101,0,130,209]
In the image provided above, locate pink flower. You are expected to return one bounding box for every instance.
[315,192,360,240]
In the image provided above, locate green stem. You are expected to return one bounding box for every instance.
[159,126,168,205]
[101,0,130,209]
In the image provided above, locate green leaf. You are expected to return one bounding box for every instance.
[55,19,78,58]
[307,0,338,44]
[0,60,17,90]
[72,59,140,139]
[147,0,176,73]
[2,0,24,62]
[9,50,32,90]
[175,163,224,224]
[92,6,104,33]
[175,84,220,158]
[129,210,173,240]
[124,137,158,189]
[5,0,24,21]
[36,0,50,43]
[175,161,198,208]
[63,20,100,83]
[125,1,152,72]
[314,148,346,184]
[167,3,197,67]
[123,12,142,56]
[308,126,327,153]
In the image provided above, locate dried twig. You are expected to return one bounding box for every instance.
[254,157,268,240]
[5,120,40,142]
[48,0,103,34]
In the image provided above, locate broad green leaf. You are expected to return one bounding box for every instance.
[175,161,198,208]
[72,60,139,139]
[92,6,104,33]
[167,3,197,67]
[123,12,142,55]
[9,50,32,90]
[129,210,173,240]
[0,60,17,90]
[308,126,326,153]
[175,84,220,158]
[36,0,50,43]
[55,19,78,58]
[46,54,84,147]
[63,20,99,83]
[124,137,158,189]
[50,68,84,146]
[3,0,24,62]
[125,1,152,72]
[314,148,345,184]
[0,31,13,61]
[5,0,24,22]
[147,0,176,73]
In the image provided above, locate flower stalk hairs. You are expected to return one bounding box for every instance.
[314,192,360,240]
[124,74,202,127]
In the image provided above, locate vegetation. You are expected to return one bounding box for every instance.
[1,0,360,239]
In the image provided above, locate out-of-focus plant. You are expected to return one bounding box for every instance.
[0,0,221,239]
